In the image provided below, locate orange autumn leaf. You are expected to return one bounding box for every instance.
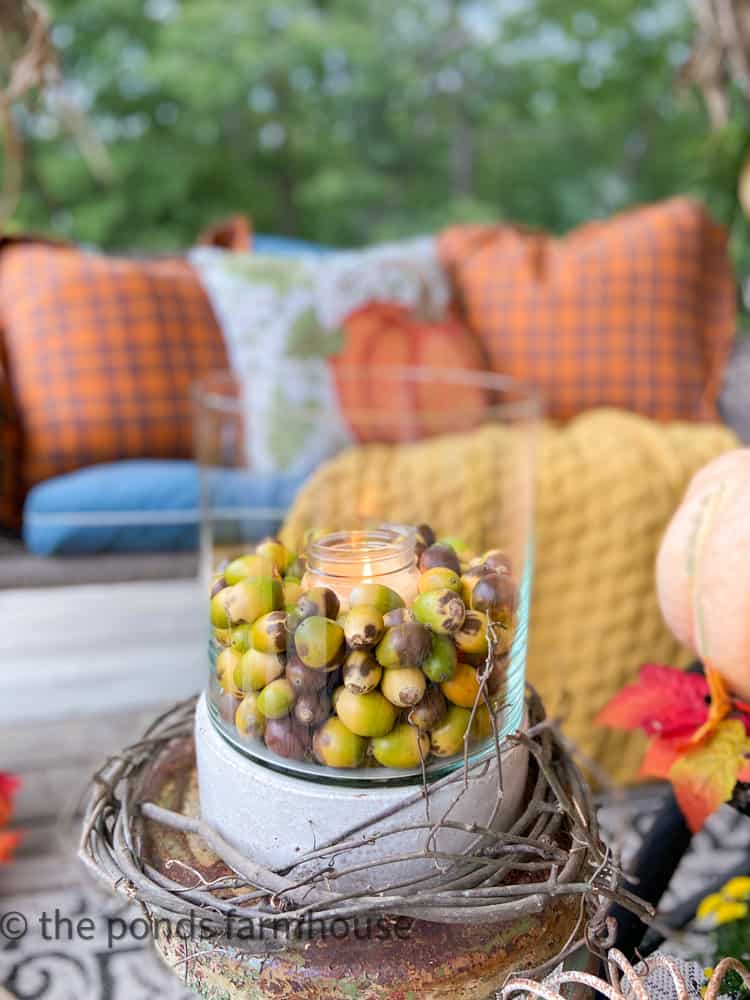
[738,759,750,784]
[0,830,22,864]
[670,720,750,833]
[641,738,681,780]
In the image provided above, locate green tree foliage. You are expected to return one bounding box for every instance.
[2,0,732,252]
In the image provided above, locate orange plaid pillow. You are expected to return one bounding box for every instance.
[0,243,228,493]
[439,198,737,421]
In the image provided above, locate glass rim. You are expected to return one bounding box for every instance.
[192,366,544,422]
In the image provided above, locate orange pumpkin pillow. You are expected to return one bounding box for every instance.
[331,302,489,442]
[0,243,228,492]
[440,197,737,421]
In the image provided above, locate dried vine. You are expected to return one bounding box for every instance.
[504,948,750,1000]
[79,688,651,970]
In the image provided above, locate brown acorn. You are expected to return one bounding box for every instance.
[264,716,310,760]
[295,586,340,622]
[417,523,437,548]
[408,686,447,730]
[414,523,437,559]
[375,622,432,669]
[419,543,461,575]
[286,655,328,694]
[483,549,513,575]
[294,690,331,726]
[342,650,382,694]
[471,572,517,625]
[459,563,493,605]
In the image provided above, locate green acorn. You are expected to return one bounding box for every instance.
[255,537,292,574]
[229,624,252,653]
[313,717,367,768]
[342,606,385,649]
[421,632,458,683]
[236,648,285,691]
[335,688,397,738]
[224,554,279,586]
[294,615,345,670]
[372,722,430,769]
[430,705,472,757]
[282,579,303,611]
[257,678,296,719]
[235,693,265,739]
[347,583,404,615]
[251,611,288,654]
[216,647,242,697]
[213,626,232,646]
[285,555,307,580]
[375,622,431,669]
[342,650,382,694]
[418,566,461,595]
[210,592,230,629]
[413,589,466,634]
[222,578,283,625]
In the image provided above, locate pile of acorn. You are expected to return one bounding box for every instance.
[209,526,517,771]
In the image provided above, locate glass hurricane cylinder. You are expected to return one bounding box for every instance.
[195,366,540,786]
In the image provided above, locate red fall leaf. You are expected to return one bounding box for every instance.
[596,664,709,739]
[640,738,682,780]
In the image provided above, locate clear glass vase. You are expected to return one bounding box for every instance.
[195,366,540,786]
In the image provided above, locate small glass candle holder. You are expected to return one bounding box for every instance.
[195,365,540,786]
[303,526,421,608]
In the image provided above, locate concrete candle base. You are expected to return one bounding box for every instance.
[195,693,529,892]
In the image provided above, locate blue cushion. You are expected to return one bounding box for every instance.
[252,234,332,256]
[23,460,304,556]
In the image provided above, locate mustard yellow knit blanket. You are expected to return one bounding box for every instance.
[281,409,738,784]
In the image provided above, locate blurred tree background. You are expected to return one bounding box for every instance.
[2,0,748,255]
